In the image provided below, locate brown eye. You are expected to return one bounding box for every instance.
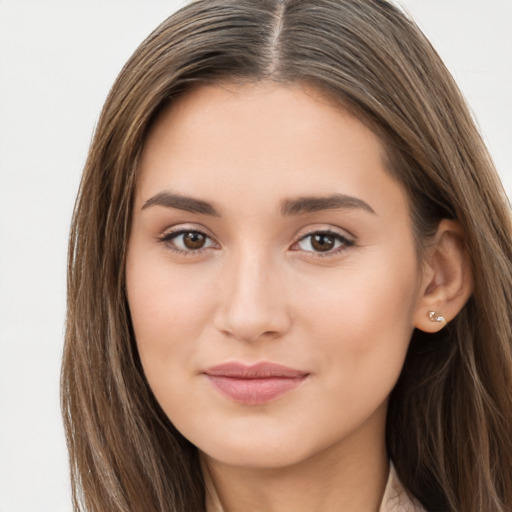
[295,230,353,255]
[311,233,335,252]
[161,230,216,253]
[183,231,206,249]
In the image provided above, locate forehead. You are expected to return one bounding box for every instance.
[136,81,406,219]
[142,82,382,161]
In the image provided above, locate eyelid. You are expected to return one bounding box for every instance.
[157,224,220,255]
[294,224,355,242]
[156,223,355,257]
[158,222,216,239]
[290,226,356,256]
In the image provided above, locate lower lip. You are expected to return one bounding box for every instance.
[205,375,307,405]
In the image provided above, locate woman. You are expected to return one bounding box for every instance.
[61,1,512,511]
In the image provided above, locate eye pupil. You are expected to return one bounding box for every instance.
[311,233,335,252]
[183,232,206,249]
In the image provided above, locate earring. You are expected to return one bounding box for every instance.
[428,311,446,323]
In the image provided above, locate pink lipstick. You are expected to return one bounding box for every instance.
[203,362,309,405]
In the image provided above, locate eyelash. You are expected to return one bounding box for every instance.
[292,229,355,257]
[158,228,355,257]
[158,229,218,256]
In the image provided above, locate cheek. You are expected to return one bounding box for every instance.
[126,258,222,429]
[301,255,417,338]
[297,248,420,389]
[125,248,217,383]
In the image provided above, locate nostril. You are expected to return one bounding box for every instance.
[261,330,280,339]
[218,328,282,343]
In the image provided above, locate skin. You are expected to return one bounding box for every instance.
[126,82,467,512]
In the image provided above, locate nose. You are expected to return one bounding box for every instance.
[213,249,292,343]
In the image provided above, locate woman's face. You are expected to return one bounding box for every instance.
[126,82,427,468]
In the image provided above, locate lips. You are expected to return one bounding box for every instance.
[203,362,309,405]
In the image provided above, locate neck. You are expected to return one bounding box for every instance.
[202,409,389,512]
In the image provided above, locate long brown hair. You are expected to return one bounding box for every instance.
[62,1,512,510]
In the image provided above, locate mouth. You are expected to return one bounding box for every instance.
[203,362,309,405]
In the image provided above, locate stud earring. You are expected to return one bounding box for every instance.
[428,311,446,323]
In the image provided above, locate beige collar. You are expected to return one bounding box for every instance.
[379,464,426,512]
[205,462,426,512]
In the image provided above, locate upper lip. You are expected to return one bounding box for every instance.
[203,361,309,379]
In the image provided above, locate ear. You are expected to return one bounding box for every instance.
[414,220,473,333]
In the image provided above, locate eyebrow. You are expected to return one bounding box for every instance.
[141,191,375,217]
[281,194,376,216]
[142,192,221,216]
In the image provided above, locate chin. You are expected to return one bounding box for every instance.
[195,420,349,470]
[200,440,314,470]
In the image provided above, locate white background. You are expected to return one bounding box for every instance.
[0,1,510,511]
